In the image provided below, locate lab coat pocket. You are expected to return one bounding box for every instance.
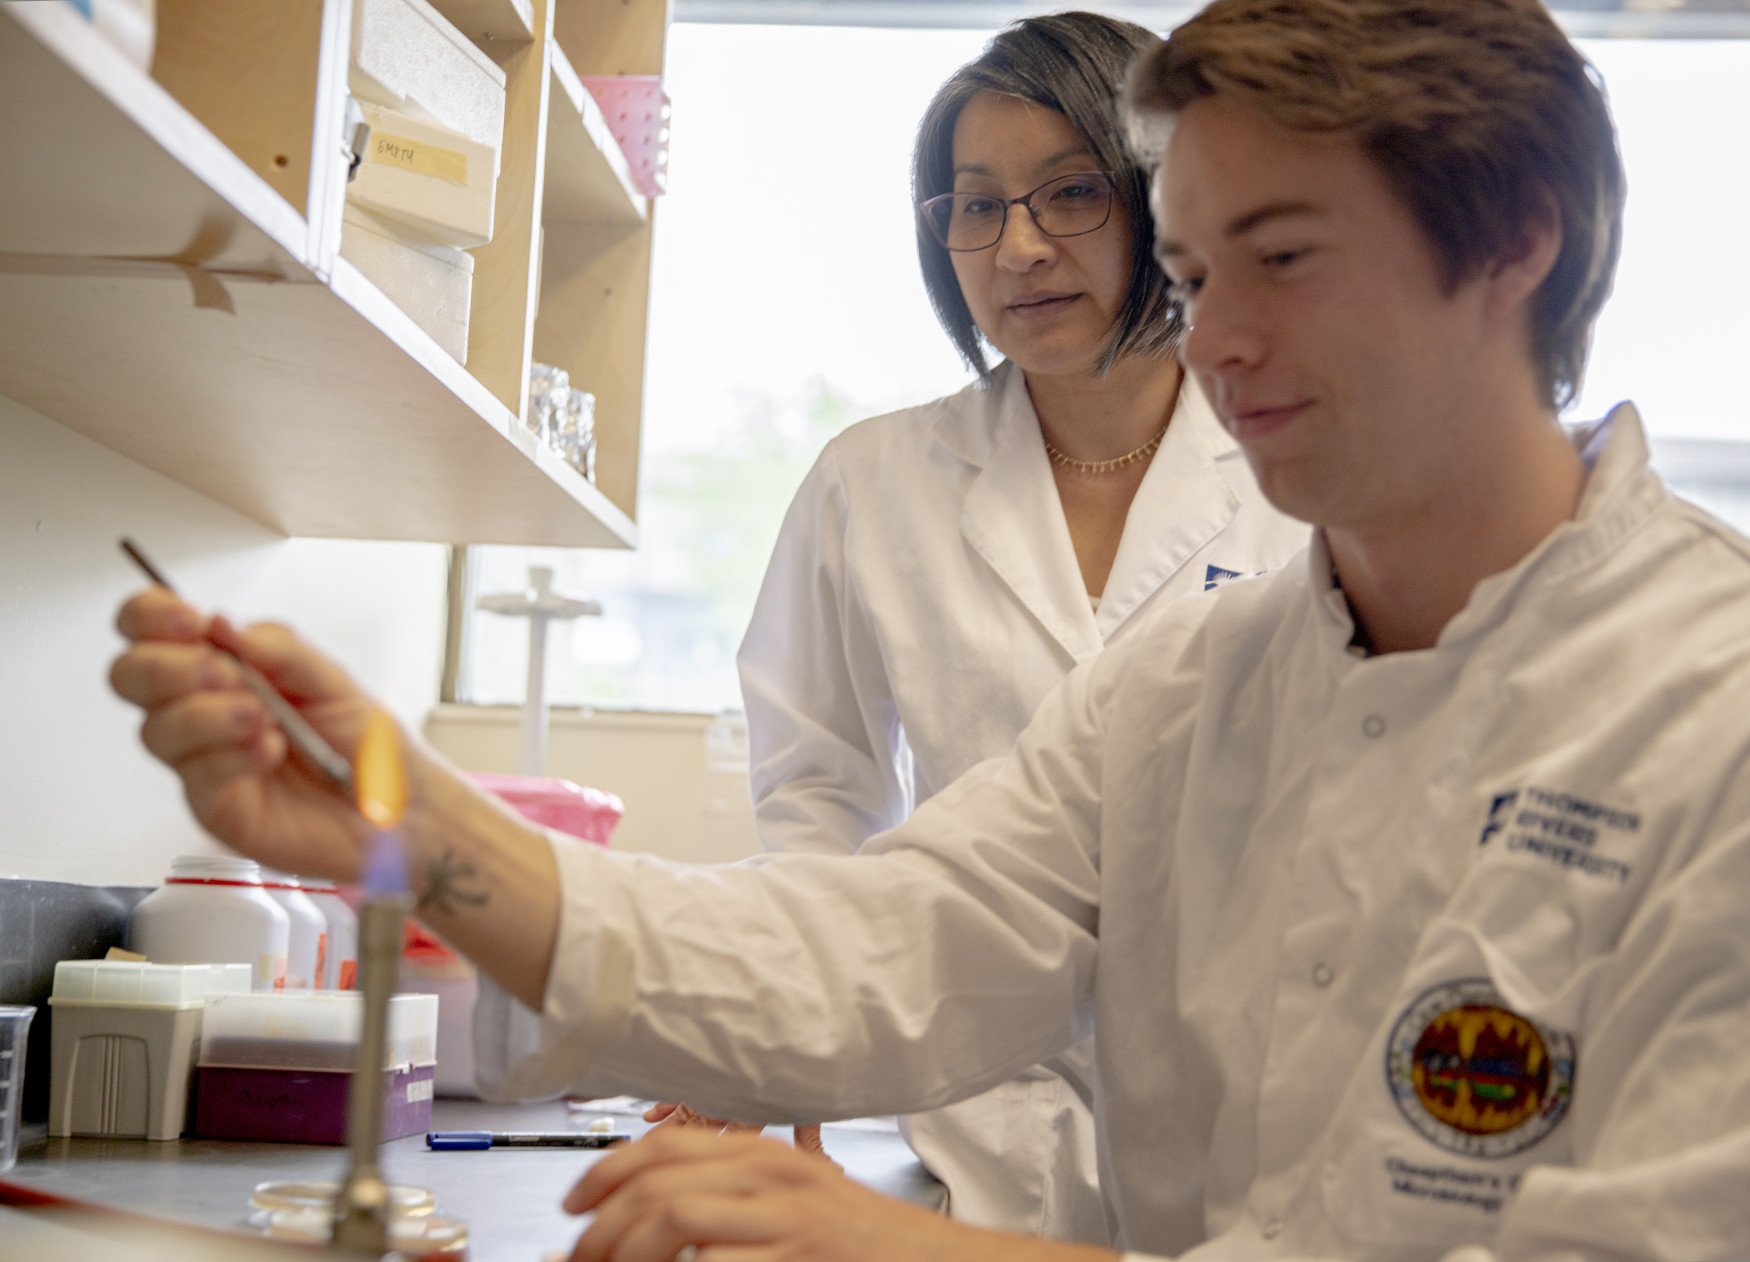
[1320,975,1575,1251]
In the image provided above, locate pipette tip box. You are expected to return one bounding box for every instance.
[192,991,438,1144]
[48,960,252,1140]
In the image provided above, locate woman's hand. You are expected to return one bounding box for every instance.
[644,1102,761,1136]
[644,1105,840,1170]
[563,1126,1093,1262]
[110,586,378,881]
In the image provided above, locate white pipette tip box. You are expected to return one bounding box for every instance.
[48,961,252,1141]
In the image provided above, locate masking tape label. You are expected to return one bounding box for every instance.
[372,133,468,185]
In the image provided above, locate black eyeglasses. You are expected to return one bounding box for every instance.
[919,171,1118,253]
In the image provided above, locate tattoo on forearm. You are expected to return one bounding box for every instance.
[417,848,491,917]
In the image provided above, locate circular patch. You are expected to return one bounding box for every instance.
[1385,978,1575,1159]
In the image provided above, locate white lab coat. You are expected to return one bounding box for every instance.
[485,404,1750,1261]
[735,359,1309,1241]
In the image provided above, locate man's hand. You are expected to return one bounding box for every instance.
[110,586,378,881]
[644,1104,839,1170]
[562,1126,1121,1262]
[111,585,562,1009]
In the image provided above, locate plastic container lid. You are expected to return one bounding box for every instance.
[199,990,438,1070]
[165,853,266,885]
[50,961,253,1009]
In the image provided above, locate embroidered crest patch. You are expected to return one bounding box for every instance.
[1385,978,1575,1158]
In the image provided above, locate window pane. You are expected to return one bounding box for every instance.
[1572,39,1750,443]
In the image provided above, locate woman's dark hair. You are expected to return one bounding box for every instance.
[913,13,1179,385]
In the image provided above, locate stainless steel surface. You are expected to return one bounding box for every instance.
[5,1099,946,1258]
[331,897,409,1254]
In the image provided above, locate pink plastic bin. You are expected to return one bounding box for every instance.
[577,76,670,200]
[466,773,623,846]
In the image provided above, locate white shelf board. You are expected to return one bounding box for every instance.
[0,3,635,549]
[544,40,649,227]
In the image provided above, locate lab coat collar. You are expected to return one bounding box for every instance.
[947,361,1242,662]
[1097,378,1242,639]
[953,362,1101,661]
[1306,402,1663,655]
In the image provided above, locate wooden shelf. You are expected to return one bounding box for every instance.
[429,0,536,46]
[0,2,636,549]
[0,6,311,269]
[545,40,647,227]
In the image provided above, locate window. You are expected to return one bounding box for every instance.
[454,25,1750,713]
[456,23,982,712]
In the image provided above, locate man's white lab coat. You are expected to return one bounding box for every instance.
[735,359,1308,1240]
[486,405,1750,1261]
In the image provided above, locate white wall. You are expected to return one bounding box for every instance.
[0,392,450,886]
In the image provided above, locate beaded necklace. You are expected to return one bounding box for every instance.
[1043,420,1169,475]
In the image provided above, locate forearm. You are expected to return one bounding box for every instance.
[395,741,560,1010]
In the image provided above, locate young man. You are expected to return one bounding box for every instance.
[111,1,1750,1259]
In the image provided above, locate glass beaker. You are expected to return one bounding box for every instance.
[0,1005,37,1173]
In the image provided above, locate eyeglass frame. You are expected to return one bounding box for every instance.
[917,170,1120,253]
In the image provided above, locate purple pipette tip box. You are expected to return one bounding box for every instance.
[194,1064,435,1145]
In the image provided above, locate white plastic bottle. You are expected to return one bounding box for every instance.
[258,871,329,991]
[128,855,290,991]
[300,878,359,990]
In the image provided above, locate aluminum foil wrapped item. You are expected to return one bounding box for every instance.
[556,389,597,484]
[527,363,569,445]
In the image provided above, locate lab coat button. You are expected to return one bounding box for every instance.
[1312,962,1335,987]
[1261,1217,1284,1240]
[1362,714,1386,738]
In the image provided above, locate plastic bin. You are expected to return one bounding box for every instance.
[467,774,623,845]
[340,203,475,363]
[351,100,498,248]
[343,0,506,359]
[351,0,506,152]
[577,76,670,200]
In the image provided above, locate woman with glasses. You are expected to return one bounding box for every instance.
[701,11,1306,1245]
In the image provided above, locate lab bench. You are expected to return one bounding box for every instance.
[1,1097,945,1259]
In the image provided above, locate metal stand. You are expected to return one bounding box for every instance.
[331,893,413,1256]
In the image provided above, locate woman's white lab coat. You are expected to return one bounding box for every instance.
[734,358,1309,1241]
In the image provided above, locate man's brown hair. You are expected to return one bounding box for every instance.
[1124,0,1625,411]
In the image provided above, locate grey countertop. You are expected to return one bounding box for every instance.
[3,1098,945,1260]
